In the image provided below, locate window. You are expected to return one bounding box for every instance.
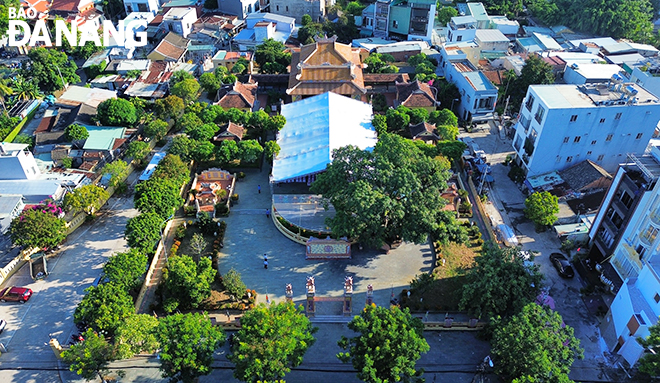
[598,154,604,161]
[392,20,398,28]
[566,156,573,163]
[534,105,545,123]
[285,5,288,11]
[276,5,279,10]
[574,136,581,143]
[591,140,597,145]
[137,3,147,12]
[606,134,613,141]
[587,151,592,156]
[456,35,462,41]
[570,115,578,122]
[514,135,523,151]
[525,94,535,111]
[655,293,660,304]
[637,244,648,260]
[643,226,659,243]
[600,118,606,123]
[621,192,633,208]
[563,137,569,143]
[636,133,644,140]
[615,112,622,120]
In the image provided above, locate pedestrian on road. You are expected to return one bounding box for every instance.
[266,208,270,218]
[258,184,261,194]
[264,259,268,269]
[264,253,268,261]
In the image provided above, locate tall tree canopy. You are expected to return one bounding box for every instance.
[125,212,163,253]
[134,177,184,219]
[524,191,560,228]
[310,133,457,248]
[504,55,555,114]
[156,312,225,383]
[460,243,543,319]
[255,39,292,74]
[63,184,109,215]
[228,302,318,382]
[638,320,660,377]
[10,209,67,249]
[74,282,135,336]
[103,249,148,292]
[491,303,583,382]
[24,47,80,92]
[61,328,118,382]
[363,53,398,74]
[162,254,216,313]
[97,98,138,127]
[338,304,430,383]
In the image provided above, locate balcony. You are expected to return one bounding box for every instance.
[601,217,620,238]
[640,232,655,246]
[612,243,643,280]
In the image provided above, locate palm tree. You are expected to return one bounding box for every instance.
[12,76,40,101]
[0,79,13,112]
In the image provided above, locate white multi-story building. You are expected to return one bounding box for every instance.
[590,145,660,366]
[123,0,158,15]
[162,7,198,38]
[372,0,436,42]
[438,42,498,122]
[511,79,660,177]
[446,16,477,43]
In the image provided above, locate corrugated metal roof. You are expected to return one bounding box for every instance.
[83,126,126,151]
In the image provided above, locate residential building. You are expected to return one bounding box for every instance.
[161,0,203,18]
[360,4,375,36]
[161,7,198,38]
[232,13,295,51]
[56,85,117,108]
[465,2,489,29]
[189,14,238,45]
[372,0,436,42]
[474,29,509,52]
[214,0,260,18]
[287,36,367,102]
[0,142,41,180]
[589,145,660,366]
[630,61,660,98]
[215,81,259,111]
[563,64,624,85]
[21,0,49,20]
[212,51,253,73]
[439,43,498,121]
[488,15,518,38]
[394,80,437,111]
[270,0,331,23]
[272,92,377,184]
[124,61,173,100]
[516,32,562,54]
[0,195,25,234]
[123,0,159,15]
[511,80,660,178]
[49,0,103,29]
[147,32,190,62]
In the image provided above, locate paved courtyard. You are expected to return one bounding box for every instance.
[219,167,435,311]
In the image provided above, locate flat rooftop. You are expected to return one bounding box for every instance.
[531,83,660,108]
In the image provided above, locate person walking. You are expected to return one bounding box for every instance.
[258,184,261,194]
[266,208,270,218]
[264,259,268,269]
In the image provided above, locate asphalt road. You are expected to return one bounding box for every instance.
[0,194,138,382]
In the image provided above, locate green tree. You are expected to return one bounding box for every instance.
[338,304,430,383]
[155,95,185,121]
[437,5,458,24]
[238,139,263,163]
[222,267,246,298]
[114,314,160,359]
[171,78,201,104]
[97,98,137,127]
[436,125,459,141]
[156,312,225,383]
[437,140,467,164]
[102,159,129,188]
[460,243,543,319]
[524,191,559,228]
[199,72,221,96]
[178,112,203,133]
[215,140,240,163]
[163,254,216,312]
[638,319,660,376]
[491,303,583,382]
[224,107,248,125]
[266,114,287,131]
[0,0,19,37]
[248,109,270,130]
[61,328,118,382]
[229,302,318,382]
[25,47,80,92]
[186,122,217,141]
[0,78,13,111]
[506,55,555,113]
[9,209,67,249]
[134,177,184,219]
[103,249,148,292]
[152,154,190,185]
[264,140,281,162]
[74,283,135,336]
[255,38,292,74]
[189,233,208,259]
[125,69,142,79]
[191,140,215,162]
[144,119,170,141]
[168,135,195,161]
[428,109,458,128]
[407,107,429,125]
[301,14,312,26]
[199,104,226,123]
[63,185,109,215]
[170,70,195,86]
[385,107,410,133]
[363,53,398,74]
[372,114,387,136]
[11,75,40,101]
[310,133,453,248]
[126,140,150,165]
[125,212,163,253]
[298,21,324,44]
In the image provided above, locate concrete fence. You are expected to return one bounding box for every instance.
[466,176,498,244]
[134,218,175,312]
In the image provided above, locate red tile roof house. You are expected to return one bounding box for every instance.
[49,0,103,29]
[214,80,259,111]
[190,168,235,216]
[394,79,438,112]
[212,121,244,143]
